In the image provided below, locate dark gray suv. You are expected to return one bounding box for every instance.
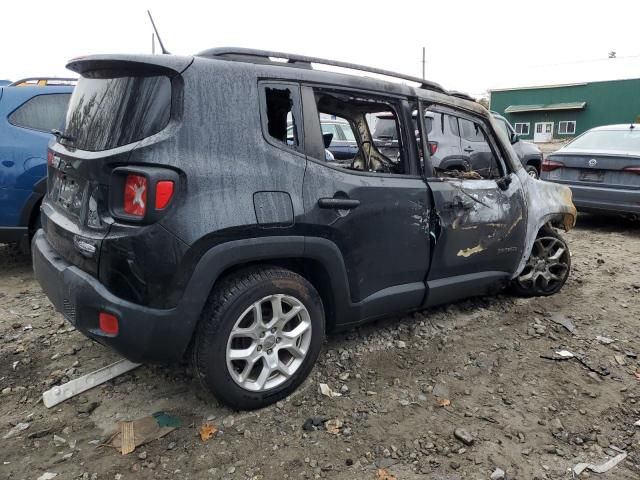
[32,48,576,409]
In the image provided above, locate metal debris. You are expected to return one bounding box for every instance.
[572,451,627,475]
[548,314,576,334]
[540,350,609,376]
[596,336,614,345]
[2,422,30,440]
[42,359,141,408]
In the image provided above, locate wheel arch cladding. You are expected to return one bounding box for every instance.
[181,236,349,354]
[514,170,576,278]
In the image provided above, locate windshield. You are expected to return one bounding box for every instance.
[62,74,171,151]
[567,129,640,153]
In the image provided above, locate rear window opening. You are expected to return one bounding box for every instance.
[265,87,298,146]
[62,74,171,151]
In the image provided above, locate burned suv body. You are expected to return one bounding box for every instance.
[33,49,576,409]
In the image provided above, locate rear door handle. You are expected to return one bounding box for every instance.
[318,197,360,209]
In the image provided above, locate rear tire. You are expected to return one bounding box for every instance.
[511,226,571,297]
[192,266,324,410]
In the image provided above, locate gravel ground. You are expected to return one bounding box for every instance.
[1,214,639,480]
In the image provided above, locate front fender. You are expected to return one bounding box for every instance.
[514,171,576,277]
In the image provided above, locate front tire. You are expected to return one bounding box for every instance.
[192,266,324,410]
[511,226,571,297]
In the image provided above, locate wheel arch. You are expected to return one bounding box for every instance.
[177,236,351,358]
[524,155,541,173]
[19,177,46,229]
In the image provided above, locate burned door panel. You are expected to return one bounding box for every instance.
[426,174,527,281]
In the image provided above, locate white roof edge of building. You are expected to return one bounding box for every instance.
[490,76,640,93]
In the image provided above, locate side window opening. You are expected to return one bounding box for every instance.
[310,89,408,175]
[421,104,506,181]
[264,86,299,148]
[455,118,503,180]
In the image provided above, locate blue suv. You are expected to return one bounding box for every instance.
[0,78,74,249]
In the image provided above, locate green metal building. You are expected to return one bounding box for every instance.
[490,77,640,143]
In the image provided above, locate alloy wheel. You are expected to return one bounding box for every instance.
[226,294,312,392]
[516,236,570,293]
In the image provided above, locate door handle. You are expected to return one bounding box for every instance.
[444,199,474,211]
[318,197,360,209]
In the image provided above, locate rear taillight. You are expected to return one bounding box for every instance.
[542,158,565,172]
[155,180,175,209]
[123,174,147,217]
[623,166,640,175]
[47,150,54,166]
[111,167,179,223]
[99,312,119,335]
[428,141,438,156]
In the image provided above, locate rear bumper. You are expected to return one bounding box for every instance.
[32,230,195,363]
[541,180,640,215]
[569,184,640,215]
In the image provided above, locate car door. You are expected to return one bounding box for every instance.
[459,117,496,177]
[419,104,528,306]
[300,86,432,323]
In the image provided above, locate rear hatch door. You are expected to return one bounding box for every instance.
[44,54,192,275]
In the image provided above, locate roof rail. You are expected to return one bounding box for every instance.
[449,91,476,102]
[9,77,77,87]
[198,47,447,94]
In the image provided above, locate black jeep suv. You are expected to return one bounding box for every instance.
[33,48,576,409]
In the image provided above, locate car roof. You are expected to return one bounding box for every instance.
[67,50,488,120]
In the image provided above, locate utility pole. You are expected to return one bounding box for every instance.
[152,33,156,54]
[422,47,426,79]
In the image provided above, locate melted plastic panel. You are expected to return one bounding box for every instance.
[515,170,577,277]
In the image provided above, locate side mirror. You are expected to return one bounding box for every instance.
[509,132,519,144]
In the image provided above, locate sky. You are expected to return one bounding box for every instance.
[2,0,640,97]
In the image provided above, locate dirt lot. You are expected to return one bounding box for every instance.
[1,214,639,480]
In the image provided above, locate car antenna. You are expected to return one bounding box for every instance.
[147,10,170,55]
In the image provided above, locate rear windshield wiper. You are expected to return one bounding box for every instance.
[51,129,75,143]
